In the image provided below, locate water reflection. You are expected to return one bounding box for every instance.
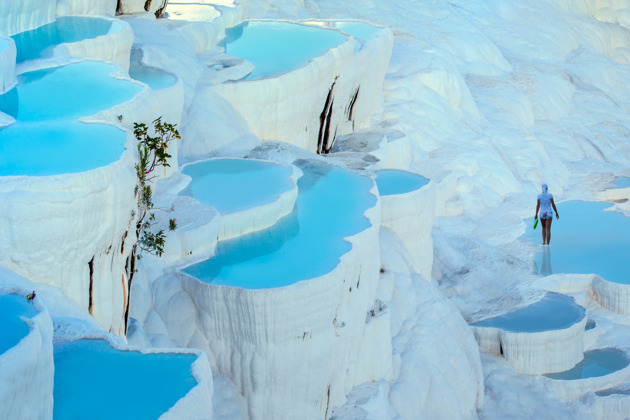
[533,246,553,276]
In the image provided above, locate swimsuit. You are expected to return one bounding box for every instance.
[538,192,554,219]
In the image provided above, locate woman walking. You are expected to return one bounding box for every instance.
[535,184,559,245]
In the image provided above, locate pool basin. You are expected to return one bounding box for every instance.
[0,61,142,176]
[182,160,375,288]
[470,292,587,374]
[53,339,201,420]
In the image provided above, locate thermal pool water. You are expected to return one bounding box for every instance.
[53,339,197,420]
[470,292,585,333]
[180,158,294,213]
[545,348,630,380]
[11,16,120,63]
[0,293,37,355]
[0,61,141,176]
[222,20,348,80]
[375,169,429,196]
[523,201,630,284]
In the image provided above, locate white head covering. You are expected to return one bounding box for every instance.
[542,183,548,193]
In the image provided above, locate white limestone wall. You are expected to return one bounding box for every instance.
[336,25,394,134]
[593,277,630,316]
[379,180,436,279]
[542,352,630,400]
[0,38,16,93]
[587,392,630,420]
[56,0,117,17]
[53,18,134,72]
[153,184,387,419]
[0,289,54,420]
[152,195,221,265]
[0,143,138,336]
[212,29,356,153]
[471,317,587,375]
[0,0,56,37]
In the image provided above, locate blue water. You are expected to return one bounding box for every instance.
[180,159,294,213]
[0,294,37,355]
[129,61,176,90]
[222,21,348,80]
[53,339,198,420]
[333,21,381,51]
[522,201,630,284]
[375,169,429,196]
[11,16,117,63]
[333,22,381,42]
[613,177,630,189]
[182,161,376,288]
[470,292,585,333]
[0,62,141,176]
[545,348,630,380]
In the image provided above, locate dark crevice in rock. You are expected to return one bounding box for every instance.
[346,86,360,129]
[121,231,127,254]
[324,384,331,419]
[144,0,152,12]
[116,0,123,14]
[88,257,95,316]
[123,246,137,336]
[318,77,338,155]
[154,0,169,18]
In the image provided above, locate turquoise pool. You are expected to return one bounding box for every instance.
[11,16,118,64]
[180,158,294,213]
[182,161,375,288]
[0,294,37,355]
[375,169,429,196]
[470,292,585,333]
[333,21,382,51]
[523,201,630,284]
[0,61,142,176]
[222,21,348,80]
[545,348,630,380]
[53,339,198,420]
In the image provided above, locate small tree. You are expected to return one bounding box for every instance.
[133,117,180,257]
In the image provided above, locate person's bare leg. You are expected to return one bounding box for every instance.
[545,218,553,245]
[541,218,548,245]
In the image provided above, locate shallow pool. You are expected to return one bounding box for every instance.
[375,169,429,196]
[0,294,37,355]
[129,49,176,90]
[523,201,630,284]
[333,21,381,51]
[53,339,197,420]
[11,16,119,63]
[182,160,375,288]
[613,177,630,189]
[0,61,141,176]
[470,292,585,333]
[222,21,348,80]
[180,158,294,213]
[545,348,630,380]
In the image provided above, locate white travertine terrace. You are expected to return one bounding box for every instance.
[0,286,54,420]
[542,350,630,400]
[53,18,134,72]
[0,147,138,336]
[212,21,393,154]
[470,293,587,375]
[118,0,170,16]
[179,158,301,241]
[0,0,56,37]
[150,172,387,419]
[379,177,436,279]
